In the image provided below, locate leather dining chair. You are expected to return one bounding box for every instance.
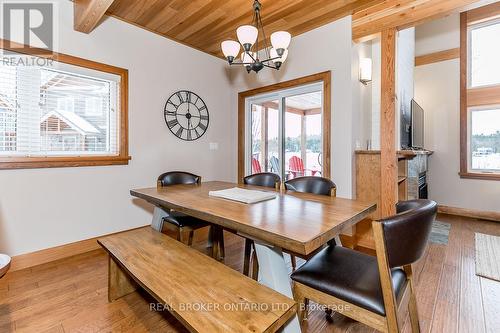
[157,171,223,259]
[284,176,337,270]
[242,172,281,279]
[291,199,437,333]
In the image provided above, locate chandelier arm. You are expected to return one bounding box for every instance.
[248,52,257,62]
[229,61,254,66]
[263,63,278,69]
[260,56,282,63]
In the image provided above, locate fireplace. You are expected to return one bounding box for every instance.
[418,172,428,199]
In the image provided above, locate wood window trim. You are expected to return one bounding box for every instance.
[459,8,500,181]
[0,39,130,170]
[237,71,331,183]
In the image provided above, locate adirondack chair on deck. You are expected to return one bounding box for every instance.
[287,156,320,179]
[251,157,262,174]
[270,156,280,175]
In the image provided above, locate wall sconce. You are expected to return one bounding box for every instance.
[359,58,372,85]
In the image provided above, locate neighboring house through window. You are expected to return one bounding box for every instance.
[0,46,129,169]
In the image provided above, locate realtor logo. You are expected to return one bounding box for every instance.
[1,1,56,55]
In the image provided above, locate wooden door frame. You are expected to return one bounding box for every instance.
[237,71,331,183]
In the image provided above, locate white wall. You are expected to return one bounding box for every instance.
[353,41,373,150]
[0,0,234,256]
[228,16,359,198]
[371,38,381,149]
[415,15,500,212]
[396,28,415,149]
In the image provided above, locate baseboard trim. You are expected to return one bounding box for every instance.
[438,205,500,222]
[10,225,149,272]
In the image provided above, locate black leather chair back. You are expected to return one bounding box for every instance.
[244,172,281,189]
[284,176,336,196]
[378,199,437,268]
[157,171,201,187]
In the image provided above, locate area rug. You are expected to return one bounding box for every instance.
[429,221,451,245]
[475,233,500,282]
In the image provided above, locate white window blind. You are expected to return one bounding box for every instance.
[0,53,120,157]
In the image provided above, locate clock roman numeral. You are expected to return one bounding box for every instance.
[176,127,183,138]
[186,129,192,141]
[198,105,206,111]
[165,110,176,117]
[176,92,185,104]
[167,119,178,128]
[168,99,179,107]
[198,122,207,132]
[200,115,209,121]
[186,91,191,103]
[194,127,201,137]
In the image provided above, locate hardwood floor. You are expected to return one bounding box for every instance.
[1,214,499,333]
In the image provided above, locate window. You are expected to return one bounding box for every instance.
[469,108,500,172]
[238,72,331,182]
[460,6,500,180]
[0,45,129,169]
[468,19,500,88]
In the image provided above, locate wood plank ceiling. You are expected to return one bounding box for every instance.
[105,0,382,57]
[90,0,497,58]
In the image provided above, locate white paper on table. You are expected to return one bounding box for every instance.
[208,187,277,204]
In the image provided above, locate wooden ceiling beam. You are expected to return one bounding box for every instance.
[352,0,499,42]
[74,0,116,33]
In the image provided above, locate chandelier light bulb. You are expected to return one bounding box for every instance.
[270,31,291,51]
[221,40,240,62]
[237,25,258,51]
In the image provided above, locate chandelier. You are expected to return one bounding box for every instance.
[220,0,291,73]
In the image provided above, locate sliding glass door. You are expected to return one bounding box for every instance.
[249,97,280,174]
[246,83,323,181]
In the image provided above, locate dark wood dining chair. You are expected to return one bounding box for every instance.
[284,176,337,270]
[157,171,223,259]
[291,199,437,332]
[242,172,281,279]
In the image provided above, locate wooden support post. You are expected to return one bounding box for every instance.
[380,28,397,217]
[261,107,268,171]
[300,113,307,166]
[108,255,137,302]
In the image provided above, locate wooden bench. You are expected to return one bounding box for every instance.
[98,227,296,333]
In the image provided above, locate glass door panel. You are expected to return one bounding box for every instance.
[284,91,322,180]
[250,99,279,175]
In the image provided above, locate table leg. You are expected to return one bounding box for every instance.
[253,242,301,333]
[108,256,137,302]
[151,206,170,231]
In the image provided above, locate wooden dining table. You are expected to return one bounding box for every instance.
[131,181,376,333]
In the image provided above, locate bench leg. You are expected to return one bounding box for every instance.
[253,242,301,333]
[108,256,137,302]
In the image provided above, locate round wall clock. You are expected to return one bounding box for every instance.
[164,90,209,141]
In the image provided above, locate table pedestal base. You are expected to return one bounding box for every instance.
[254,242,301,333]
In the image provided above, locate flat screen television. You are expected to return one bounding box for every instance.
[411,99,424,148]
